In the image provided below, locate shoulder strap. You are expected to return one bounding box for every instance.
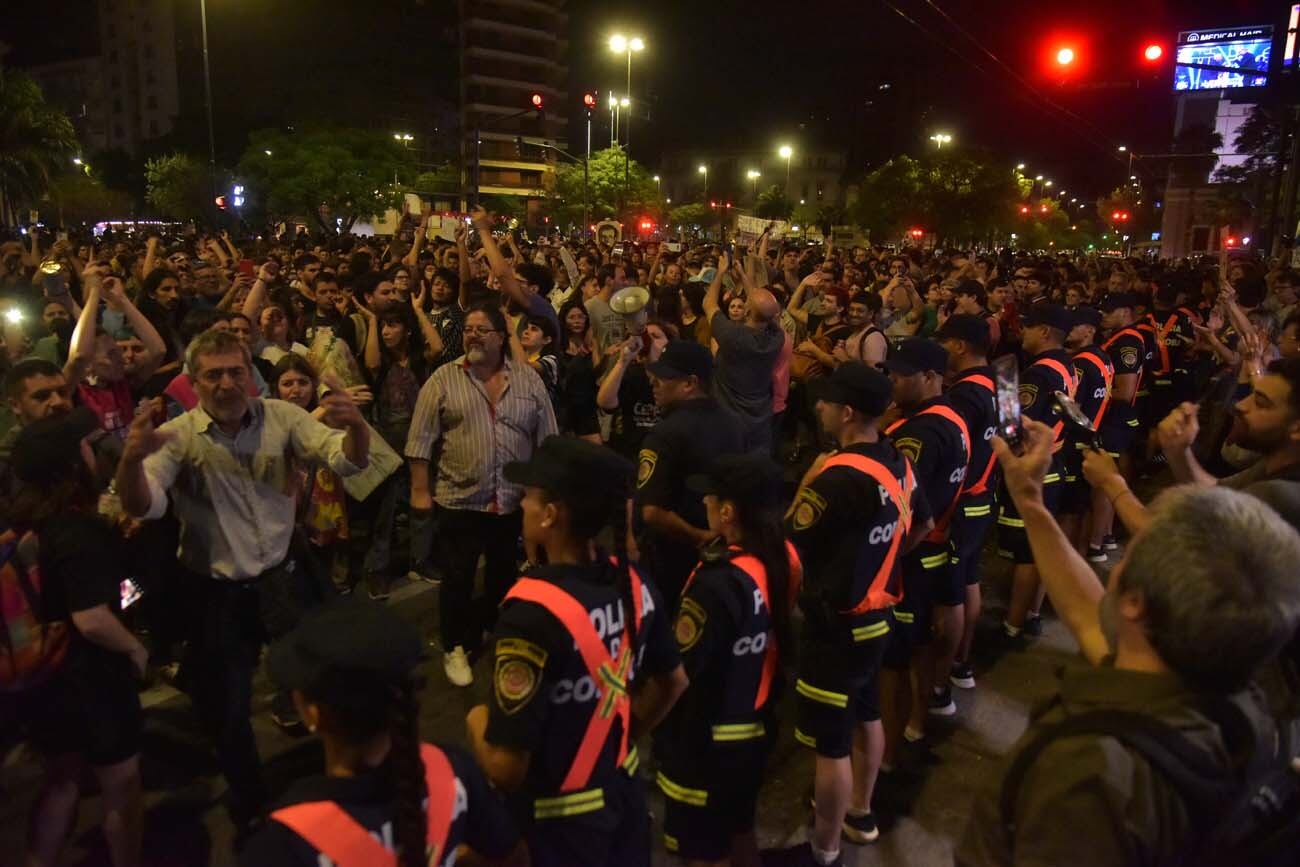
[956,373,994,392]
[728,553,777,711]
[1000,709,1233,858]
[1031,356,1078,397]
[420,743,457,865]
[1072,351,1114,428]
[271,802,394,867]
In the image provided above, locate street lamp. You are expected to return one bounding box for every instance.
[609,33,645,205]
[930,132,953,148]
[653,174,660,191]
[778,144,793,195]
[747,169,762,197]
[72,157,83,166]
[1016,162,1026,170]
[698,164,708,199]
[264,149,273,156]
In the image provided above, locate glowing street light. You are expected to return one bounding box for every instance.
[746,169,762,196]
[1016,163,1026,170]
[72,157,83,165]
[1055,46,1076,66]
[698,164,708,199]
[778,144,794,194]
[264,149,273,156]
[929,132,953,148]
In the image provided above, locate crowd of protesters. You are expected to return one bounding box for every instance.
[0,210,1298,867]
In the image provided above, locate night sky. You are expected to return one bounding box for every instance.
[0,0,1282,202]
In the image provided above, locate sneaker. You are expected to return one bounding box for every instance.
[365,574,391,601]
[928,686,956,717]
[950,662,976,689]
[1102,534,1119,551]
[903,725,925,743]
[760,842,842,867]
[408,566,443,586]
[444,646,473,687]
[842,811,880,844]
[1086,545,1107,563]
[1023,613,1043,637]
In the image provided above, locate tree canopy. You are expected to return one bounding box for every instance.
[0,70,79,225]
[237,128,408,232]
[145,153,218,220]
[553,146,659,225]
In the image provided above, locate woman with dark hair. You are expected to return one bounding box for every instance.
[556,297,601,441]
[656,453,799,867]
[678,282,712,347]
[508,313,560,406]
[3,408,146,867]
[466,436,687,867]
[241,598,523,866]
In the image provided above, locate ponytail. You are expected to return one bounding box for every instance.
[739,504,795,663]
[389,677,427,867]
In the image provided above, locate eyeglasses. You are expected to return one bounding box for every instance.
[463,326,501,336]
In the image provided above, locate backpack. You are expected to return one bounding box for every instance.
[0,528,69,692]
[999,701,1300,867]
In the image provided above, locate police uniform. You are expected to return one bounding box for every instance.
[1062,331,1114,515]
[785,364,930,759]
[244,598,521,867]
[1099,304,1146,455]
[997,306,1078,563]
[883,395,969,666]
[945,364,1000,591]
[657,540,801,860]
[1144,302,1197,424]
[636,342,746,606]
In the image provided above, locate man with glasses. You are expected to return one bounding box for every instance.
[406,304,558,687]
[114,328,370,834]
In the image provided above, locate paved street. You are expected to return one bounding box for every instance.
[0,541,1100,867]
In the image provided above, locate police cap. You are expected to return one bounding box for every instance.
[647,340,713,382]
[504,435,633,502]
[883,337,949,375]
[1099,293,1137,312]
[1021,302,1073,334]
[809,362,893,417]
[1071,306,1103,330]
[934,314,990,354]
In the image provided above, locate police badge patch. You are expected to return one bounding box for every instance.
[675,597,707,651]
[1020,383,1039,408]
[791,487,827,531]
[637,449,658,488]
[894,436,923,464]
[493,637,548,715]
[1120,347,1139,369]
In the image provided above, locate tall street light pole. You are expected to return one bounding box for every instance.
[609,34,644,213]
[199,0,217,218]
[698,164,708,201]
[778,145,793,198]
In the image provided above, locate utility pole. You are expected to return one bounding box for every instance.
[199,0,218,221]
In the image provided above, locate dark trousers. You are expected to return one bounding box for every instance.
[436,507,522,651]
[179,573,268,825]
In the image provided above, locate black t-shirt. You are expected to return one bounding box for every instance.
[1071,344,1114,430]
[1020,348,1074,444]
[240,743,518,867]
[37,513,126,668]
[607,362,659,458]
[948,365,1000,496]
[485,558,680,800]
[1101,327,1146,430]
[786,439,931,643]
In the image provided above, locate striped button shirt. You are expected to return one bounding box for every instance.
[405,354,558,514]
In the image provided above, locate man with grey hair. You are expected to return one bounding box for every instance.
[957,416,1300,866]
[115,328,370,832]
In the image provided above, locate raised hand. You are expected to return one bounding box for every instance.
[319,372,366,430]
[122,403,174,464]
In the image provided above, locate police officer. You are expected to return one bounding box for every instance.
[880,339,970,744]
[1091,293,1146,556]
[776,363,933,866]
[1146,277,1200,418]
[998,303,1077,641]
[243,598,522,867]
[636,340,746,606]
[466,436,687,867]
[1061,306,1114,560]
[934,314,1000,691]
[655,453,800,866]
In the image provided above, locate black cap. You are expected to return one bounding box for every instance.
[883,337,949,375]
[646,340,713,382]
[809,362,893,417]
[935,314,990,351]
[686,453,784,507]
[1071,306,1102,330]
[267,597,424,700]
[1021,302,1073,334]
[11,407,99,485]
[1099,292,1137,312]
[504,435,633,502]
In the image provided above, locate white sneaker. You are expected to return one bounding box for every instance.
[444,646,473,687]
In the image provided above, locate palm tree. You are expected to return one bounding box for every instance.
[0,70,79,226]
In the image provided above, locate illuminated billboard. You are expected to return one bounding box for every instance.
[1173,26,1272,91]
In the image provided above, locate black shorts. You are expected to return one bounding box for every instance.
[885,540,956,670]
[659,746,768,861]
[1099,418,1139,455]
[794,630,889,759]
[0,655,141,767]
[949,493,996,587]
[997,456,1063,564]
[1058,447,1089,515]
[525,771,650,867]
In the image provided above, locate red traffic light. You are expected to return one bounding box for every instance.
[638,218,655,233]
[1112,211,1121,220]
[582,92,596,108]
[1040,204,1049,214]
[909,228,924,238]
[530,93,544,109]
[1225,237,1238,247]
[1143,43,1163,62]
[214,195,226,209]
[1019,205,1030,215]
[1120,211,1130,221]
[1055,46,1076,66]
[710,200,717,208]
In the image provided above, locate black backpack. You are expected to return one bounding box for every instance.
[999,702,1300,867]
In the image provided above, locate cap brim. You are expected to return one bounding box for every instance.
[808,377,853,407]
[645,359,687,379]
[881,358,921,375]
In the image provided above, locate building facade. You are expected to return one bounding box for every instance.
[458,0,569,216]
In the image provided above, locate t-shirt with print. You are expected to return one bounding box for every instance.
[77,378,134,440]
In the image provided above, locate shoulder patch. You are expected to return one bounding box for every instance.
[894,436,923,464]
[1119,347,1139,369]
[637,449,658,488]
[1020,383,1039,409]
[494,656,541,715]
[791,486,828,531]
[675,597,707,652]
[496,636,548,668]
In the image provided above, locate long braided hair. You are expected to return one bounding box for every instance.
[734,499,794,663]
[303,673,427,867]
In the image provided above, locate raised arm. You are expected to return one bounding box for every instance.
[456,223,473,305]
[63,267,104,385]
[404,215,428,267]
[220,230,241,262]
[597,337,638,411]
[104,277,166,373]
[473,208,531,309]
[410,284,445,361]
[558,244,580,286]
[143,235,161,277]
[702,250,729,320]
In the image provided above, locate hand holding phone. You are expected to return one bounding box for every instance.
[993,354,1023,447]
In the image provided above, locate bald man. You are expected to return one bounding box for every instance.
[704,255,786,452]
